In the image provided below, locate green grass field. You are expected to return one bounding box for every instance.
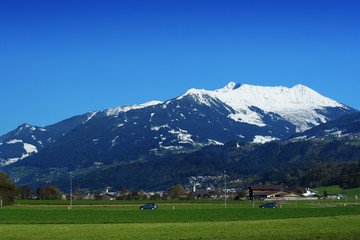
[14,198,237,206]
[1,200,360,239]
[314,185,360,198]
[1,215,360,240]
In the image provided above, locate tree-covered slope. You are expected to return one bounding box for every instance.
[41,139,360,191]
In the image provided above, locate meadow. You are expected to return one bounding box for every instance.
[314,185,360,199]
[1,199,360,239]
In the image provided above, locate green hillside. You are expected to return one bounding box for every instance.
[314,185,360,199]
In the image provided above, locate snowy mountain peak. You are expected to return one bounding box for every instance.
[224,82,236,90]
[221,82,243,91]
[218,82,345,109]
[177,82,349,132]
[180,82,243,99]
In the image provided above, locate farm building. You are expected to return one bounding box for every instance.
[248,184,303,200]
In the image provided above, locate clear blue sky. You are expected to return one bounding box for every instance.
[1,0,359,136]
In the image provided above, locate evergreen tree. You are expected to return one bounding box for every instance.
[323,190,328,198]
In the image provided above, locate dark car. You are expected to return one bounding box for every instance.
[139,203,158,210]
[259,202,277,208]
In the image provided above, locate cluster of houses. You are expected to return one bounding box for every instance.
[77,183,339,201]
[188,175,221,193]
[82,187,165,201]
[191,184,321,200]
[316,133,359,142]
[247,184,319,200]
[186,175,322,201]
[187,175,242,194]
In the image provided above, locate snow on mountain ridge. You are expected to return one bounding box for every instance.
[104,101,163,116]
[0,141,38,166]
[84,111,100,123]
[214,82,344,109]
[179,82,348,132]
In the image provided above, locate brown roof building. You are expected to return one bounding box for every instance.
[248,184,284,200]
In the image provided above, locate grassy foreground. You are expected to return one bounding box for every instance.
[1,215,360,240]
[2,204,360,224]
[1,201,360,239]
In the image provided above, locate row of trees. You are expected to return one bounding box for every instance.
[112,184,192,201]
[19,184,62,200]
[0,171,63,206]
[36,185,62,200]
[4,181,192,203]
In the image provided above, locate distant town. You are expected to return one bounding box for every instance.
[16,173,336,203]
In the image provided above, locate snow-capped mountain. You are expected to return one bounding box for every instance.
[0,82,356,170]
[179,82,349,132]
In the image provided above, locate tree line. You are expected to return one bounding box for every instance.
[18,184,62,200]
[0,170,63,205]
[104,184,193,201]
[259,162,360,189]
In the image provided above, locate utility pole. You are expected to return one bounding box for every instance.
[69,172,73,210]
[224,170,227,209]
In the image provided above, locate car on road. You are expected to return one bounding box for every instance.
[139,203,158,210]
[259,202,277,208]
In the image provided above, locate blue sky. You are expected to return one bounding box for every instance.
[1,0,359,135]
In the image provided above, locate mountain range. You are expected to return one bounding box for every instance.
[0,82,358,190]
